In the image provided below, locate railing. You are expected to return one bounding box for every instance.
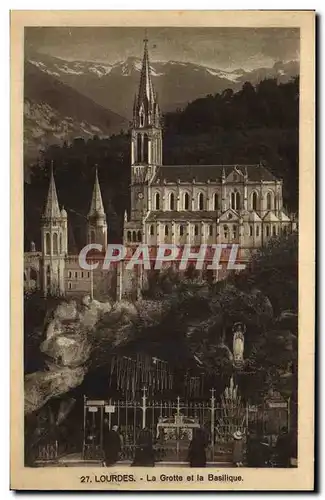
[37,441,58,461]
[82,384,248,463]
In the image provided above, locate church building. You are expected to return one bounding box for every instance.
[124,37,296,255]
[24,37,297,298]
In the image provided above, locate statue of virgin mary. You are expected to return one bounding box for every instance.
[232,323,245,367]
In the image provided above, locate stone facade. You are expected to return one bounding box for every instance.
[24,38,297,300]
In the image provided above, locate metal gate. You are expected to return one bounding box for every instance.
[83,377,249,463]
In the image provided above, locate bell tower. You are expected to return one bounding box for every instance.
[130,35,162,219]
[41,164,67,296]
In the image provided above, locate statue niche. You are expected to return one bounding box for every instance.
[232,322,245,369]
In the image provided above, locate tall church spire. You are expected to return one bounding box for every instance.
[133,34,160,129]
[41,162,67,296]
[43,162,61,219]
[88,167,105,217]
[138,34,155,107]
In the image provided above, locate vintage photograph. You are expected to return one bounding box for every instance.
[10,10,314,490]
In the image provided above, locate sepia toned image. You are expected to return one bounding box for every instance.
[11,10,315,491]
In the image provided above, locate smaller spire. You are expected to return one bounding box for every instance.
[88,166,105,217]
[124,209,128,223]
[43,161,61,219]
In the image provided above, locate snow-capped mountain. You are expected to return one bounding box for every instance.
[26,52,299,120]
[24,59,128,163]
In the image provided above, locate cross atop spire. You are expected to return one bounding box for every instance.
[88,166,105,217]
[143,28,148,45]
[43,161,61,219]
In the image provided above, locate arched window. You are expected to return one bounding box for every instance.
[164,225,169,236]
[179,225,184,236]
[154,192,160,210]
[223,225,228,239]
[143,134,148,163]
[127,231,131,242]
[209,224,213,236]
[249,225,253,237]
[53,233,58,255]
[256,225,260,237]
[45,233,51,255]
[139,110,144,127]
[213,193,219,210]
[194,224,199,236]
[169,192,175,210]
[59,233,63,253]
[231,192,235,210]
[184,192,190,210]
[132,231,137,242]
[137,134,141,163]
[235,192,241,210]
[266,192,272,210]
[283,225,287,235]
[137,230,142,242]
[231,192,241,210]
[68,282,72,290]
[198,193,204,210]
[266,225,270,237]
[272,225,276,237]
[252,192,258,211]
[149,225,154,236]
[46,265,51,291]
[232,225,237,239]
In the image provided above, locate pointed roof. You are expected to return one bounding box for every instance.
[88,167,105,217]
[278,210,291,222]
[241,210,262,222]
[248,211,262,222]
[263,210,279,222]
[248,210,262,222]
[137,35,155,108]
[219,207,240,222]
[43,163,61,219]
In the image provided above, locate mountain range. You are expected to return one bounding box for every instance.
[24,51,299,163]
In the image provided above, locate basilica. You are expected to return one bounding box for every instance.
[24,38,297,299]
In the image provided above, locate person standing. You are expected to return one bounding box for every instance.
[132,427,155,466]
[187,428,207,467]
[232,430,244,467]
[103,423,122,466]
[274,427,291,467]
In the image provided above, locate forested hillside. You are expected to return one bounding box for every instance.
[25,77,299,251]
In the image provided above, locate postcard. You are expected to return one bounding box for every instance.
[10,10,315,491]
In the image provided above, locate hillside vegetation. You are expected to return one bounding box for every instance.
[25,77,299,251]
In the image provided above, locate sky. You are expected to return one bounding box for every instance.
[25,27,300,71]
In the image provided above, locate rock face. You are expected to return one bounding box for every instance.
[25,366,85,415]
[24,298,110,414]
[24,296,169,414]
